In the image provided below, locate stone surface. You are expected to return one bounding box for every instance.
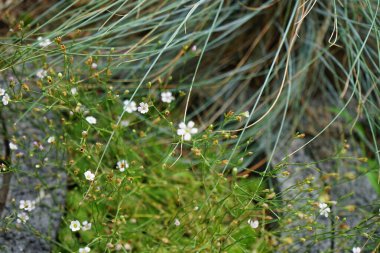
[0,108,66,253]
[271,100,380,252]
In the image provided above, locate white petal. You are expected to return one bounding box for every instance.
[184,133,192,141]
[187,121,195,128]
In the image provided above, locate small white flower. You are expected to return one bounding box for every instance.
[121,120,130,127]
[19,200,26,209]
[248,218,259,229]
[174,218,180,226]
[137,102,149,114]
[191,45,197,52]
[47,136,55,143]
[84,170,95,181]
[117,160,129,172]
[352,247,361,253]
[115,244,123,251]
[0,88,5,96]
[241,111,250,118]
[36,69,47,79]
[9,142,17,150]
[19,200,36,212]
[2,93,10,105]
[81,221,92,231]
[123,100,137,113]
[71,88,78,96]
[70,220,81,232]
[177,121,198,141]
[79,246,91,253]
[161,91,175,103]
[37,37,52,47]
[91,63,98,69]
[124,243,132,251]
[319,202,331,218]
[85,116,97,125]
[16,212,29,224]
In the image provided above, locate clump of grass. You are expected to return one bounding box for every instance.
[0,0,379,252]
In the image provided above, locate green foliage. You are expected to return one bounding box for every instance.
[1,0,379,252]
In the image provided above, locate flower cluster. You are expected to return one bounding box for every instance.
[123,100,149,114]
[16,200,37,224]
[19,200,36,212]
[70,220,92,232]
[37,37,52,47]
[123,91,176,115]
[0,88,10,106]
[121,93,201,143]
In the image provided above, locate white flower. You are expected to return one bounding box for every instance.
[19,200,36,212]
[174,218,180,226]
[124,243,132,251]
[85,116,97,125]
[9,142,18,150]
[70,220,81,232]
[248,218,259,229]
[71,88,78,96]
[241,111,250,118]
[84,170,95,181]
[79,246,90,253]
[352,247,361,253]
[37,37,52,47]
[36,69,47,79]
[117,160,129,172]
[0,88,5,96]
[91,63,97,69]
[115,244,123,251]
[177,121,198,141]
[137,102,149,114]
[2,93,9,105]
[47,136,55,143]
[81,221,92,231]
[319,202,331,218]
[191,45,197,52]
[121,120,130,127]
[161,91,175,103]
[123,100,137,113]
[16,212,29,224]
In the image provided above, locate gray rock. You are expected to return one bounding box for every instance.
[271,101,380,252]
[0,107,67,253]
